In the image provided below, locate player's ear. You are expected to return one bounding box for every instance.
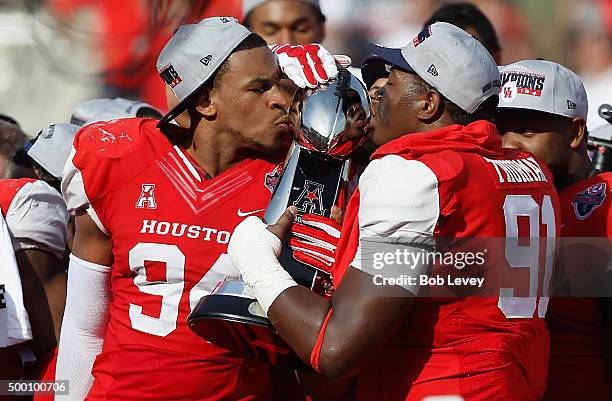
[417,89,443,122]
[194,86,217,118]
[569,117,587,150]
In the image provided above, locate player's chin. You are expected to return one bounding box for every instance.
[273,123,295,145]
[259,136,293,157]
[372,128,386,147]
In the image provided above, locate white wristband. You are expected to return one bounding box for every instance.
[228,216,297,313]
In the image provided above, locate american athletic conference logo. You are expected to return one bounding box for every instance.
[136,184,157,210]
[293,180,325,215]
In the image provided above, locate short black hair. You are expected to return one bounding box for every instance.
[188,32,267,108]
[413,75,498,125]
[424,2,501,55]
[243,3,326,28]
[211,33,268,88]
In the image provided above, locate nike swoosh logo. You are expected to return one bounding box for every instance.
[237,208,266,217]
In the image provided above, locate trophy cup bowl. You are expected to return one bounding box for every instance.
[188,69,371,364]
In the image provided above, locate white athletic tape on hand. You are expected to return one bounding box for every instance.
[228,216,297,313]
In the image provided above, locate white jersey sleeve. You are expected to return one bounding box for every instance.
[5,180,69,259]
[351,155,440,281]
[356,155,440,241]
[61,146,108,235]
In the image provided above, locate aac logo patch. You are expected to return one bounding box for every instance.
[136,184,158,210]
[572,182,607,220]
[293,180,325,215]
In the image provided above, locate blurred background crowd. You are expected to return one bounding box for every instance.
[0,0,610,137]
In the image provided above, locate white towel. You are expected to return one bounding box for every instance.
[0,206,32,347]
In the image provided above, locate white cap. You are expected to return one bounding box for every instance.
[71,97,162,126]
[498,60,588,120]
[156,17,251,126]
[243,0,321,20]
[27,123,79,180]
[368,22,500,114]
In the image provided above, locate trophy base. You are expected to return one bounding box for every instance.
[188,282,292,365]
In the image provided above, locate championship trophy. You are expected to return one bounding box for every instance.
[188,69,370,363]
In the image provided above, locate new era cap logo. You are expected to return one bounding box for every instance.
[427,64,438,76]
[200,55,213,66]
[159,64,182,88]
[567,100,577,110]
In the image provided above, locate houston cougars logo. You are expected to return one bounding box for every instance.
[572,182,607,220]
[293,180,325,215]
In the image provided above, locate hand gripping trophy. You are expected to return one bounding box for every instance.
[188,68,371,363]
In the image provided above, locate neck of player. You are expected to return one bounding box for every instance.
[186,126,254,178]
[558,150,597,191]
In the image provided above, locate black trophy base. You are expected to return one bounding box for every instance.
[188,293,291,365]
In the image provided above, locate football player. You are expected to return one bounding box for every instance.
[0,177,69,380]
[55,17,337,400]
[242,0,325,46]
[227,23,560,401]
[497,59,612,401]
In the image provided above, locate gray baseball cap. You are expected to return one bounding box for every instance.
[71,97,162,126]
[243,0,321,20]
[498,60,588,120]
[28,123,79,180]
[368,22,500,114]
[156,17,251,126]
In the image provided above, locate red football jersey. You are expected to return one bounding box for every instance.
[63,118,283,400]
[543,172,612,401]
[333,121,560,401]
[0,178,36,215]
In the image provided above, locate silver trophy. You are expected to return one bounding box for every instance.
[189,69,370,363]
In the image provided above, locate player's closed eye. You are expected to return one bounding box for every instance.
[261,25,280,36]
[293,23,312,33]
[252,83,272,94]
[518,128,536,136]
